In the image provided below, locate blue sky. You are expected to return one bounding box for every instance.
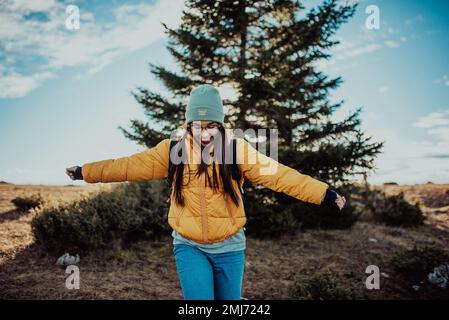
[0,0,448,185]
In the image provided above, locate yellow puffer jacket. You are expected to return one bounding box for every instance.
[81,131,329,244]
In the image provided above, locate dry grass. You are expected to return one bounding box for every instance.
[0,183,448,300]
[380,183,449,208]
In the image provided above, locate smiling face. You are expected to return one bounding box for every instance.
[188,120,220,146]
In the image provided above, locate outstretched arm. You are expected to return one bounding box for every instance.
[236,138,345,209]
[66,138,171,183]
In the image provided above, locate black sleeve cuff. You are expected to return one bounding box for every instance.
[74,166,83,180]
[322,188,337,208]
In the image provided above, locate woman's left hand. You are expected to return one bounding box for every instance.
[335,193,346,211]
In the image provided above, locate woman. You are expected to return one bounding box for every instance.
[66,84,346,300]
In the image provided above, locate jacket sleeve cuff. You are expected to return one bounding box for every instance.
[74,166,84,180]
[322,188,337,207]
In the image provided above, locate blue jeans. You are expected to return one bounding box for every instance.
[173,244,245,300]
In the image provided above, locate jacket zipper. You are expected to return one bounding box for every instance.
[224,194,236,225]
[200,172,208,242]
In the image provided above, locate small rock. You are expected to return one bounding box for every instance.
[368,237,378,243]
[412,285,421,291]
[56,253,80,266]
[56,253,68,266]
[427,264,449,289]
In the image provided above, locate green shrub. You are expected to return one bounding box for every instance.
[391,244,449,282]
[288,271,365,300]
[11,193,45,211]
[370,191,424,227]
[31,181,171,253]
[245,187,359,238]
[245,199,301,238]
[293,199,360,230]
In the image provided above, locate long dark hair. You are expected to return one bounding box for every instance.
[168,122,242,207]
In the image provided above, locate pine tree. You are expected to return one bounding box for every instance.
[120,0,383,232]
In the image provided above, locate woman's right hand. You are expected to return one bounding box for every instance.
[66,166,82,180]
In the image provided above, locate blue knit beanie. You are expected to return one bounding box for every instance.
[185,84,225,124]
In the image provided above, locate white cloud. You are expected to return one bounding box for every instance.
[344,43,382,57]
[0,71,55,98]
[8,0,58,12]
[368,127,449,184]
[412,110,449,128]
[384,40,399,48]
[427,126,449,141]
[317,36,399,73]
[368,109,449,184]
[316,16,407,74]
[405,15,425,27]
[0,0,185,98]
